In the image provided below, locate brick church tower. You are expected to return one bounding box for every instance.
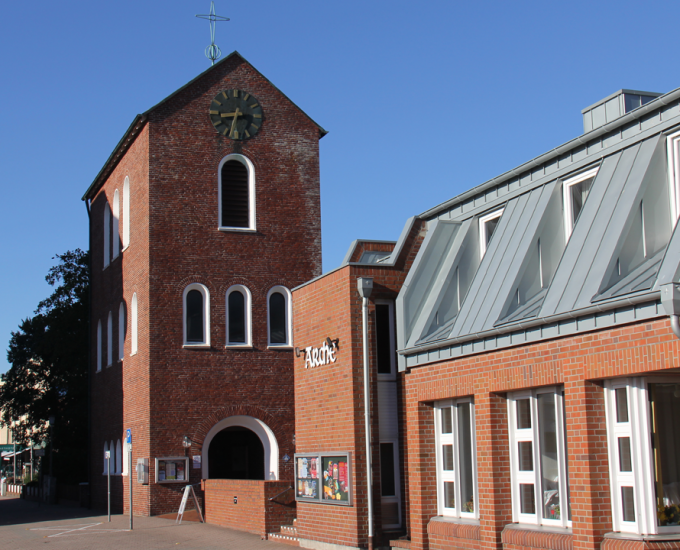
[82,52,324,515]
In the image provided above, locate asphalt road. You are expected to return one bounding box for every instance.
[0,495,288,550]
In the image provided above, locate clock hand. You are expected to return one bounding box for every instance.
[230,108,242,137]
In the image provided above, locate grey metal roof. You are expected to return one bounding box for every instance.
[396,99,680,371]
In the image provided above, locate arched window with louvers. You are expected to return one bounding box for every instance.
[218,154,256,231]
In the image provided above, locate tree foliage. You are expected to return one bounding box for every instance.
[1,249,89,482]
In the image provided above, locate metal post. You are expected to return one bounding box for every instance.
[12,426,16,484]
[129,448,133,530]
[107,455,111,522]
[357,278,374,550]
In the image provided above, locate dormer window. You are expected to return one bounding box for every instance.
[563,167,598,241]
[667,129,680,225]
[479,208,504,257]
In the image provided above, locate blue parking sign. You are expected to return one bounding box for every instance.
[126,429,132,444]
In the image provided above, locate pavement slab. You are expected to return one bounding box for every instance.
[0,495,288,550]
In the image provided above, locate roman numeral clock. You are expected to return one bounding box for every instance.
[209,89,263,140]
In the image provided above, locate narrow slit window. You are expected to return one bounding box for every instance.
[183,284,210,346]
[479,208,504,257]
[563,167,598,241]
[267,286,291,347]
[228,291,245,343]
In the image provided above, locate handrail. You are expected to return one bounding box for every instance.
[268,485,293,502]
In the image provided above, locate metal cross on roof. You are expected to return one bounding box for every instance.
[196,1,230,65]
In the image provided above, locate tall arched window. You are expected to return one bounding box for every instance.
[118,302,125,361]
[107,311,113,366]
[97,320,102,372]
[103,202,111,269]
[267,286,292,347]
[218,154,256,231]
[109,440,115,474]
[226,285,252,347]
[123,176,130,249]
[112,190,120,259]
[115,439,122,475]
[183,284,210,347]
[131,293,138,355]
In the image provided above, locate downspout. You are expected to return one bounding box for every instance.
[85,199,93,507]
[661,283,680,339]
[357,277,374,550]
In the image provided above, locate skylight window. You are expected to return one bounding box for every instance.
[563,167,598,242]
[479,208,504,257]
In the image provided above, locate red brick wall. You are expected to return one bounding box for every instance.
[404,317,680,550]
[202,479,296,537]
[89,54,323,515]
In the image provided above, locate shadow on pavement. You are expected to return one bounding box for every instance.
[0,496,97,527]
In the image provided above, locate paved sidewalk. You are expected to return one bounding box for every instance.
[0,495,287,549]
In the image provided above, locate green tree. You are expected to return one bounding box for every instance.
[1,249,89,483]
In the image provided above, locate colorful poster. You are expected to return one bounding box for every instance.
[177,462,185,481]
[322,457,349,502]
[295,456,319,499]
[166,462,176,480]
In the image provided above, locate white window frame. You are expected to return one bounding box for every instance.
[183,284,210,348]
[563,167,599,242]
[118,302,125,362]
[266,286,293,348]
[217,154,256,232]
[112,189,120,260]
[130,293,138,356]
[434,398,478,520]
[103,202,110,269]
[225,285,252,348]
[604,377,680,535]
[109,440,115,474]
[379,439,402,529]
[96,319,102,372]
[508,387,571,528]
[479,208,504,258]
[122,176,130,250]
[667,130,680,226]
[106,311,113,367]
[375,300,397,381]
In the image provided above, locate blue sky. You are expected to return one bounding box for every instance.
[1,0,679,374]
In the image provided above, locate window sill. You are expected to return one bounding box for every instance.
[604,532,680,541]
[182,344,211,349]
[428,516,480,540]
[501,523,573,550]
[130,351,137,357]
[267,345,294,350]
[225,344,253,349]
[122,245,129,253]
[218,227,257,233]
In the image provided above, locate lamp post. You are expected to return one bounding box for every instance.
[48,416,55,504]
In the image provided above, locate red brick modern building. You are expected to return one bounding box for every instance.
[292,89,680,550]
[83,51,324,517]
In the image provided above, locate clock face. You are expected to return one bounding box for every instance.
[209,89,263,140]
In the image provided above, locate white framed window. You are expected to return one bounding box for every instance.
[103,202,111,269]
[508,387,570,528]
[112,189,120,259]
[267,286,292,348]
[380,440,402,528]
[218,154,256,232]
[122,176,130,249]
[226,285,252,347]
[563,167,598,242]
[479,208,504,258]
[107,311,113,366]
[604,377,680,535]
[375,300,396,380]
[96,319,102,372]
[115,439,122,475]
[183,284,210,348]
[131,293,138,355]
[434,398,478,519]
[667,130,680,226]
[118,302,125,362]
[109,440,115,474]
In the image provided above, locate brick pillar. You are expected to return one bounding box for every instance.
[477,392,512,550]
[565,379,611,550]
[407,398,437,550]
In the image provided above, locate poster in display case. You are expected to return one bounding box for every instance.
[155,457,189,484]
[295,452,351,505]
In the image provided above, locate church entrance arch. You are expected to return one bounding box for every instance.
[201,415,279,480]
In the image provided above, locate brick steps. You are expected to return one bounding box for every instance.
[268,519,299,546]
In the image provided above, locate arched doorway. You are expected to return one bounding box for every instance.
[201,415,279,480]
[208,426,264,479]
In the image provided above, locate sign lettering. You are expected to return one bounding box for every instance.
[304,341,337,369]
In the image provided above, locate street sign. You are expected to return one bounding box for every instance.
[126,429,132,445]
[105,451,111,459]
[0,445,17,452]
